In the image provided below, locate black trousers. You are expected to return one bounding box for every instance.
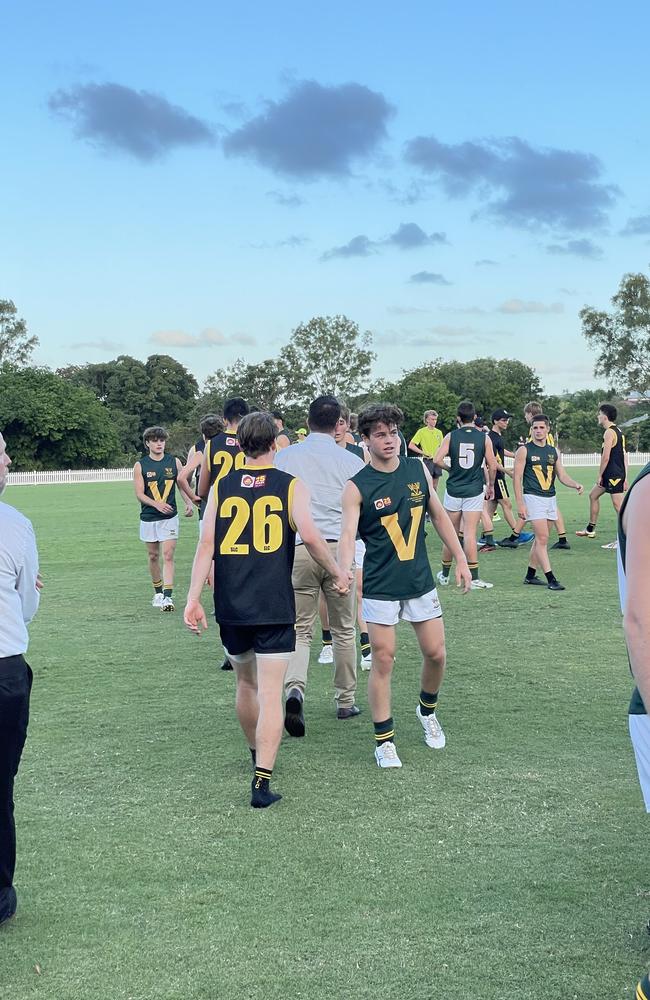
[0,655,32,915]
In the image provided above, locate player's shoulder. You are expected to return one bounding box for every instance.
[0,500,33,534]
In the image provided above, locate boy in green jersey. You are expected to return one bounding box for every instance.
[513,416,583,592]
[338,404,471,769]
[133,426,196,611]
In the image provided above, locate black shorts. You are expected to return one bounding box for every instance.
[602,476,625,495]
[219,623,296,657]
[493,477,509,501]
[423,458,443,478]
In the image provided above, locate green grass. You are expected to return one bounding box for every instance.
[1,471,648,999]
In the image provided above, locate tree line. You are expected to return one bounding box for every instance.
[1,272,649,470]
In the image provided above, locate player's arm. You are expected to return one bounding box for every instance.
[555,456,584,495]
[337,481,362,575]
[623,477,650,707]
[597,428,615,484]
[432,433,451,468]
[624,439,629,490]
[197,441,212,499]
[133,460,173,515]
[483,436,497,498]
[184,486,217,634]
[175,458,196,515]
[423,467,471,593]
[178,449,203,499]
[513,446,527,520]
[408,430,427,458]
[290,479,351,593]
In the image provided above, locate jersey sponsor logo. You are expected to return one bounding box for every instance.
[241,474,255,487]
[374,496,392,510]
[407,481,425,502]
[226,437,237,447]
[146,471,156,478]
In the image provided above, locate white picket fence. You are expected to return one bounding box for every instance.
[6,453,650,486]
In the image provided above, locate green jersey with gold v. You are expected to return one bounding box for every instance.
[353,457,433,601]
[522,441,558,497]
[138,453,179,521]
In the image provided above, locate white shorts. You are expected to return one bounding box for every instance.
[354,539,366,568]
[629,715,650,811]
[443,491,484,513]
[524,493,558,522]
[139,515,180,543]
[363,588,442,626]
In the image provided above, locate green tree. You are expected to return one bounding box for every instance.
[581,272,650,392]
[0,300,38,366]
[285,315,375,404]
[0,366,121,469]
[390,372,459,441]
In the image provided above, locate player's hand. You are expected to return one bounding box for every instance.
[192,494,202,506]
[331,569,353,595]
[36,572,44,591]
[456,561,472,593]
[518,504,527,520]
[575,483,584,496]
[154,500,174,515]
[484,485,494,501]
[184,600,208,635]
[184,505,194,517]
[596,477,603,488]
[624,480,629,491]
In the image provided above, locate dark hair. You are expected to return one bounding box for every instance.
[358,403,404,439]
[237,412,277,458]
[599,402,617,422]
[308,395,341,432]
[223,397,250,424]
[200,413,224,438]
[531,414,550,428]
[143,425,167,444]
[272,411,284,423]
[457,400,475,424]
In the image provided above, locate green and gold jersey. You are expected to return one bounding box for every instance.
[346,442,364,460]
[446,426,486,498]
[617,461,650,715]
[522,441,558,497]
[602,424,626,485]
[213,465,297,626]
[137,453,178,521]
[353,457,433,601]
[205,431,246,490]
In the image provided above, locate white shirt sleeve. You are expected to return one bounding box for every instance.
[15,520,40,624]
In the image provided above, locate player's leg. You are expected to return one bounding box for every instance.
[283,546,319,736]
[231,652,258,756]
[366,617,401,768]
[252,652,290,808]
[463,509,492,588]
[411,610,446,749]
[438,508,462,586]
[525,518,564,590]
[498,495,518,532]
[577,484,605,537]
[357,568,371,669]
[317,590,333,663]
[479,502,496,550]
[549,502,570,549]
[161,539,177,611]
[145,541,163,607]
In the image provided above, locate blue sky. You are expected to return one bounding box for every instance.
[3,1,650,394]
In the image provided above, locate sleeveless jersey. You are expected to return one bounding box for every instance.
[213,465,297,626]
[346,442,364,461]
[137,453,178,521]
[193,437,205,491]
[602,424,626,485]
[204,431,246,490]
[353,457,433,601]
[522,441,558,497]
[446,426,486,498]
[397,429,409,457]
[488,429,506,480]
[617,461,650,714]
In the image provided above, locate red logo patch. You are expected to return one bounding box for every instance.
[374,496,392,510]
[241,474,255,488]
[226,437,237,446]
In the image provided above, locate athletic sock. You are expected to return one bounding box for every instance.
[586,522,595,533]
[321,628,332,646]
[251,768,282,808]
[526,566,537,580]
[374,718,395,745]
[359,632,371,656]
[419,691,438,717]
[636,972,650,1000]
[545,570,557,584]
[469,562,479,581]
[153,579,163,594]
[508,531,521,542]
[163,587,172,599]
[441,560,452,578]
[483,533,495,545]
[556,532,568,546]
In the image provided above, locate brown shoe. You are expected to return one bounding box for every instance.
[337,705,362,720]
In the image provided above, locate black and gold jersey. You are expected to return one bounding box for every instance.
[522,441,558,497]
[617,461,650,715]
[353,457,433,601]
[213,465,297,625]
[602,424,626,486]
[446,426,486,498]
[137,453,178,521]
[488,429,506,480]
[205,432,246,490]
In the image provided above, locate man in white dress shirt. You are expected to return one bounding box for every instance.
[0,432,40,926]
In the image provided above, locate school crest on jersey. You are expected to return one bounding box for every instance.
[407,482,425,502]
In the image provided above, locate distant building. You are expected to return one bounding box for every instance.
[623,390,650,406]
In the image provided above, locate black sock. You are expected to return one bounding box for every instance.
[484,533,495,545]
[359,632,370,655]
[469,562,478,581]
[163,587,172,599]
[153,579,163,594]
[587,523,595,533]
[374,718,395,745]
[251,768,282,808]
[419,691,438,717]
[557,533,568,546]
[526,566,537,580]
[321,629,332,645]
[441,560,452,578]
[545,570,556,583]
[508,531,521,541]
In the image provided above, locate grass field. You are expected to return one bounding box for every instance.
[0,470,648,999]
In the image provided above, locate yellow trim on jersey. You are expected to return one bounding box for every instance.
[287,477,297,532]
[526,430,555,447]
[242,464,275,470]
[637,982,648,1000]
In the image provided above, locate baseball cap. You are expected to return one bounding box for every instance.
[491,408,512,421]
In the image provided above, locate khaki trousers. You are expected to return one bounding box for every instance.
[284,542,358,708]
